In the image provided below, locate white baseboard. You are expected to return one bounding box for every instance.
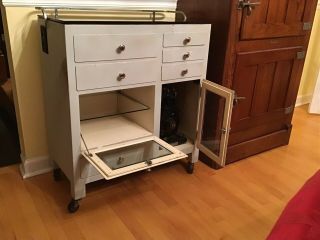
[20,154,53,179]
[295,94,313,107]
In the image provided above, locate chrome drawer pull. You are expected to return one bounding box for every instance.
[181,69,189,76]
[117,73,126,81]
[117,44,126,53]
[183,52,191,60]
[183,37,191,45]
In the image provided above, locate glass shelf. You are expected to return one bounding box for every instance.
[80,91,150,121]
[96,140,172,170]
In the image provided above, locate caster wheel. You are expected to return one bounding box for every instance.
[186,162,194,174]
[67,199,80,213]
[53,168,62,181]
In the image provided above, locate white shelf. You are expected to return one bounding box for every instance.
[174,138,194,155]
[80,116,152,150]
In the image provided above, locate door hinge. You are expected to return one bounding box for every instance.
[80,133,93,157]
[303,22,312,31]
[297,51,306,60]
[284,106,294,115]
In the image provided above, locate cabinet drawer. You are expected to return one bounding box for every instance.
[76,59,160,91]
[162,61,205,81]
[163,32,208,47]
[163,46,207,63]
[74,34,162,62]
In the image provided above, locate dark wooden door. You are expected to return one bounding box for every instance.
[240,0,318,39]
[227,46,305,160]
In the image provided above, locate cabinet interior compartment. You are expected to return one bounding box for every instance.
[79,86,155,150]
[160,80,200,151]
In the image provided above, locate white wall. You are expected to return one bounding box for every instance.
[1,1,177,178]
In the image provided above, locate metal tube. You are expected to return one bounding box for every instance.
[35,7,187,22]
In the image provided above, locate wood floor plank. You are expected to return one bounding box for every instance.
[0,106,319,239]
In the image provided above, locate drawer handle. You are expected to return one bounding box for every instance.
[181,69,189,76]
[117,44,126,53]
[183,52,191,60]
[117,73,126,81]
[183,37,191,45]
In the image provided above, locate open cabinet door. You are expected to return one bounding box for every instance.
[196,80,234,167]
[81,136,187,180]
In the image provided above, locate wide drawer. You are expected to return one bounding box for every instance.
[76,59,160,91]
[74,34,162,62]
[163,32,208,47]
[162,61,205,81]
[82,136,187,180]
[163,46,207,63]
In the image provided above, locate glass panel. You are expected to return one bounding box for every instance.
[200,90,226,157]
[96,140,172,170]
[80,91,150,121]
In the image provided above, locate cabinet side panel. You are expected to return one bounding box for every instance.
[40,20,73,181]
[122,86,155,133]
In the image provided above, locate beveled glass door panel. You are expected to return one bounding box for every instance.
[82,136,187,180]
[197,80,234,167]
[96,140,172,170]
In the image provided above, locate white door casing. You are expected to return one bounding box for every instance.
[309,70,320,114]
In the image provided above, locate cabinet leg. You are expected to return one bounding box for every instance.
[67,199,80,213]
[186,162,194,174]
[186,147,198,174]
[53,168,62,181]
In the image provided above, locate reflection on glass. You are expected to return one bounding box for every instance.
[80,91,150,121]
[200,90,226,157]
[96,140,172,170]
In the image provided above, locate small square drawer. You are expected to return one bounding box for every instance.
[74,34,162,62]
[163,32,208,47]
[163,46,207,63]
[162,61,205,81]
[76,59,160,91]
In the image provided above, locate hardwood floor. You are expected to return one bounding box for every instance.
[0,106,319,240]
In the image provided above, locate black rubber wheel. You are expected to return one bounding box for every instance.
[67,199,80,213]
[186,162,194,174]
[53,168,62,181]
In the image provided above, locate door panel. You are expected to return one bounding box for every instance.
[240,0,317,39]
[268,60,293,110]
[230,47,303,136]
[251,62,276,116]
[82,136,187,180]
[197,80,234,167]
